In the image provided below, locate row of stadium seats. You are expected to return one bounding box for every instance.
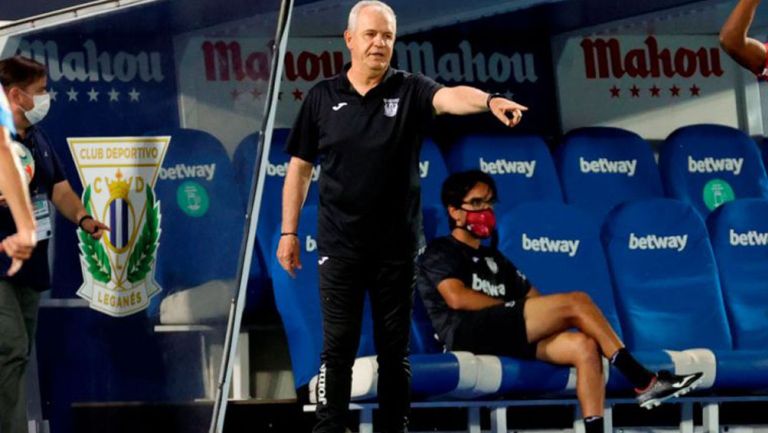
[444,124,768,220]
[151,123,768,323]
[276,195,768,402]
[50,122,766,331]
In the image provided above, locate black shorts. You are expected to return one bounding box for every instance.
[449,299,537,360]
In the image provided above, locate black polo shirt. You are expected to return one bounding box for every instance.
[285,65,443,260]
[416,236,531,347]
[0,126,66,290]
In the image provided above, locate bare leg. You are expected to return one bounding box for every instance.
[536,331,604,418]
[524,292,624,358]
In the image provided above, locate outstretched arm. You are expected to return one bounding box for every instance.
[432,86,528,127]
[720,0,767,75]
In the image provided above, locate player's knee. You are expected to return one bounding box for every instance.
[572,333,601,367]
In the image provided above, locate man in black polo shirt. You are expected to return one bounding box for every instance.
[0,56,109,433]
[417,171,704,433]
[276,1,527,432]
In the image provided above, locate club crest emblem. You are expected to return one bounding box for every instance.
[383,98,399,117]
[68,136,170,317]
[485,257,499,274]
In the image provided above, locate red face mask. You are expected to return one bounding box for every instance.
[464,208,496,239]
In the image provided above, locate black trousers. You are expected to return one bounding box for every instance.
[313,256,414,433]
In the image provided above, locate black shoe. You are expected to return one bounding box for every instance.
[636,370,704,409]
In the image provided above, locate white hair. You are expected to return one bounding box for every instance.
[347,1,397,33]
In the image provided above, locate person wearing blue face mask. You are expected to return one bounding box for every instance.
[0,56,109,433]
[416,171,704,433]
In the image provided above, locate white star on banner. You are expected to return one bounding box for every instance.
[108,88,120,102]
[128,88,141,102]
[67,88,78,102]
[49,89,58,102]
[87,88,99,102]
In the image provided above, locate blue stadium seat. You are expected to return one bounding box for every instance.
[149,128,254,322]
[601,198,728,390]
[274,206,480,398]
[556,127,663,218]
[498,201,623,334]
[420,138,449,206]
[445,134,562,214]
[706,199,768,390]
[233,129,320,271]
[659,124,768,218]
[420,138,450,244]
[495,201,618,394]
[707,199,768,350]
[762,138,768,174]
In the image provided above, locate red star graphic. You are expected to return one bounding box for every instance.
[630,85,640,97]
[690,84,701,97]
[292,88,304,101]
[670,85,681,97]
[609,86,620,98]
[650,85,661,97]
[250,88,263,100]
[230,88,241,100]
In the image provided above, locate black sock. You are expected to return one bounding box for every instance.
[610,348,655,390]
[584,416,604,433]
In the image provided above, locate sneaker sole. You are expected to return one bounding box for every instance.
[639,375,705,410]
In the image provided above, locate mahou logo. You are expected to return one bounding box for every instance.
[17,39,164,83]
[580,36,724,80]
[202,40,345,83]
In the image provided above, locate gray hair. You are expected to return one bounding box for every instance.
[347,1,397,33]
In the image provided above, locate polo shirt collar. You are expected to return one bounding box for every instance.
[337,62,395,94]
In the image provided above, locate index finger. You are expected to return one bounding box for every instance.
[7,258,22,276]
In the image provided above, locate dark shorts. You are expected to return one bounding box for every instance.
[449,299,537,360]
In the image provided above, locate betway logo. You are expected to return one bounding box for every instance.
[419,161,430,178]
[159,164,216,181]
[266,162,321,181]
[471,273,506,297]
[579,157,637,177]
[306,235,317,252]
[395,40,537,84]
[17,39,164,83]
[688,156,743,176]
[203,40,345,82]
[479,157,536,178]
[628,233,688,252]
[581,36,723,79]
[730,229,768,246]
[522,233,580,257]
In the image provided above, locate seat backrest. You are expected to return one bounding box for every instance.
[233,129,320,270]
[659,124,768,217]
[271,205,375,387]
[497,201,623,336]
[152,128,246,293]
[707,198,768,350]
[601,198,732,351]
[556,127,663,218]
[445,134,562,214]
[420,138,449,207]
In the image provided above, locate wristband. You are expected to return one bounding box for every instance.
[78,215,94,231]
[486,92,503,110]
[280,232,298,237]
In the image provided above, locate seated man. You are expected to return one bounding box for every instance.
[416,170,703,433]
